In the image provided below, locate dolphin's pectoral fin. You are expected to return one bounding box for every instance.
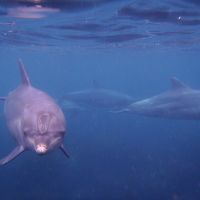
[0,145,24,166]
[60,144,70,158]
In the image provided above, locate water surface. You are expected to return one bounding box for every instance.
[0,1,200,200]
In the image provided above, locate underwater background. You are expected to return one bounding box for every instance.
[0,0,200,199]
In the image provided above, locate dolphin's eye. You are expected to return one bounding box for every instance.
[60,131,65,135]
[23,130,35,136]
[52,131,65,138]
[24,131,28,136]
[59,131,65,137]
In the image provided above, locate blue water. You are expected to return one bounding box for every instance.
[0,0,200,199]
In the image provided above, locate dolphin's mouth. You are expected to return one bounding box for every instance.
[35,143,48,154]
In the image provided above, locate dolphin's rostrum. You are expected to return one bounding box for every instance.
[0,59,69,166]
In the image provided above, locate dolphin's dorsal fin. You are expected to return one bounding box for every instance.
[92,80,100,90]
[170,77,189,90]
[18,58,31,86]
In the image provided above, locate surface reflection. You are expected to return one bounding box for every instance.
[7,5,60,19]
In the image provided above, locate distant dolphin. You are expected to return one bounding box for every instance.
[0,59,69,166]
[120,77,200,120]
[62,83,134,111]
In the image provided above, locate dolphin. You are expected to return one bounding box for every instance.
[62,86,134,111]
[120,77,200,120]
[0,59,69,166]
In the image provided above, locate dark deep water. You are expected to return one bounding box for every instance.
[0,0,200,199]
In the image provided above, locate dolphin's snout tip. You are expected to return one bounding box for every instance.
[35,143,48,154]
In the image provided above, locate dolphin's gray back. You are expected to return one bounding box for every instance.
[64,88,133,109]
